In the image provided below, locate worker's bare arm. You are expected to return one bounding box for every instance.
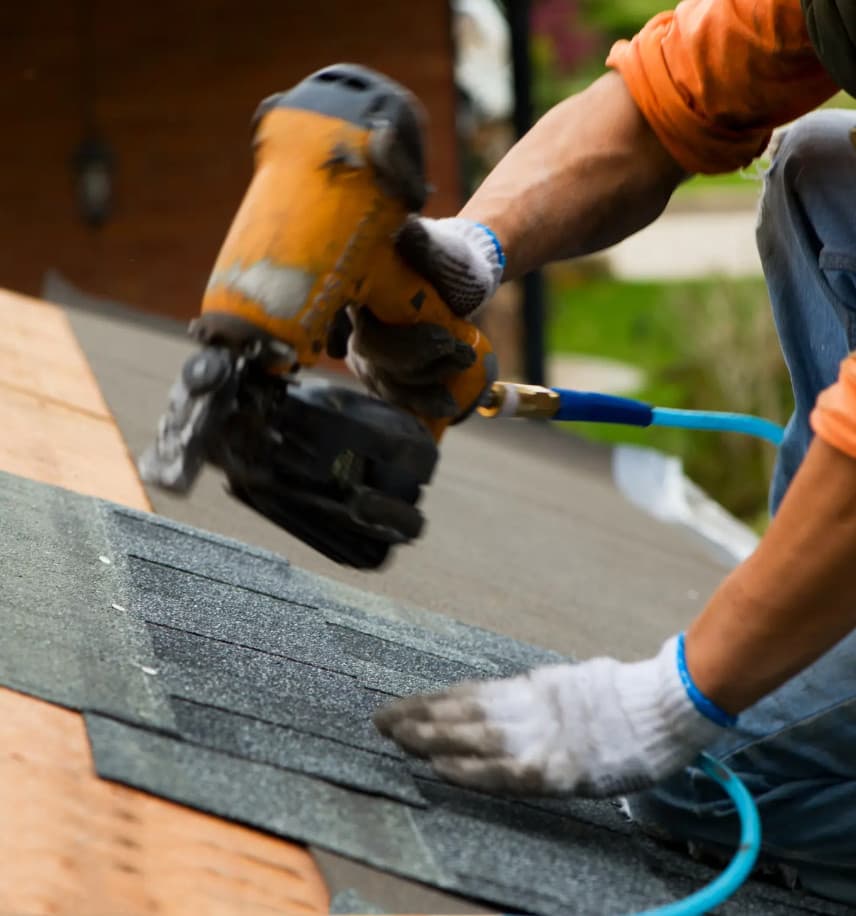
[687,438,856,714]
[458,71,687,280]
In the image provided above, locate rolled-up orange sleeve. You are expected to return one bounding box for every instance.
[607,0,838,175]
[812,356,856,460]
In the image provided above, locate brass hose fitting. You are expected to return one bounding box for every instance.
[478,382,560,420]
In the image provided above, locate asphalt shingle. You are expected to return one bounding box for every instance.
[0,473,173,730]
[3,469,852,916]
[85,714,450,889]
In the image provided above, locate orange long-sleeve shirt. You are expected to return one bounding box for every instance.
[607,0,839,175]
[812,357,856,461]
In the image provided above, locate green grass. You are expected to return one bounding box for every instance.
[822,90,856,110]
[546,275,792,529]
[677,169,764,195]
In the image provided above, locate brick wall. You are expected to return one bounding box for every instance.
[0,0,459,320]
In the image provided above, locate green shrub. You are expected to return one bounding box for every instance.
[547,275,793,530]
[657,281,793,528]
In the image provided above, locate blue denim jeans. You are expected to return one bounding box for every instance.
[629,110,856,904]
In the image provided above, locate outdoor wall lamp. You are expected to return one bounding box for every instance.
[72,136,115,228]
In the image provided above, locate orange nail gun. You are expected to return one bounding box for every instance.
[139,64,496,569]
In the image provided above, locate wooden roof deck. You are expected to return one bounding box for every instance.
[0,288,330,916]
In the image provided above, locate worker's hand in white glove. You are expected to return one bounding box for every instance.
[373,635,727,797]
[329,217,505,418]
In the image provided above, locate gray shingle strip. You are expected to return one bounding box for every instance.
[112,503,568,678]
[416,779,851,916]
[292,567,562,672]
[148,622,378,717]
[112,506,386,622]
[86,714,452,890]
[521,795,635,835]
[324,621,493,686]
[321,591,573,674]
[171,699,426,807]
[317,593,570,679]
[324,607,535,681]
[415,779,660,913]
[147,622,424,804]
[147,623,396,756]
[83,715,635,916]
[128,543,565,700]
[85,714,839,916]
[108,505,295,585]
[413,780,849,916]
[408,768,635,837]
[130,557,458,697]
[0,472,174,731]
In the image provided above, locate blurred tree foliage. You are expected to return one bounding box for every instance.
[531,0,668,113]
[580,0,668,37]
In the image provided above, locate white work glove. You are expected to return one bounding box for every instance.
[389,215,505,316]
[373,635,727,797]
[332,217,505,418]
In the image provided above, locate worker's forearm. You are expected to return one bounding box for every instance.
[686,438,856,715]
[458,71,686,280]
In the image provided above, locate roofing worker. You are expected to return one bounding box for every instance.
[359,0,856,903]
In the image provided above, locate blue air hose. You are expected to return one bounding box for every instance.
[550,388,784,446]
[633,752,761,916]
[650,407,784,446]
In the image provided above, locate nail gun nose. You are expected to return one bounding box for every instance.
[181,348,233,396]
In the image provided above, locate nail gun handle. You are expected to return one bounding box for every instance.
[424,326,494,441]
[363,244,497,442]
